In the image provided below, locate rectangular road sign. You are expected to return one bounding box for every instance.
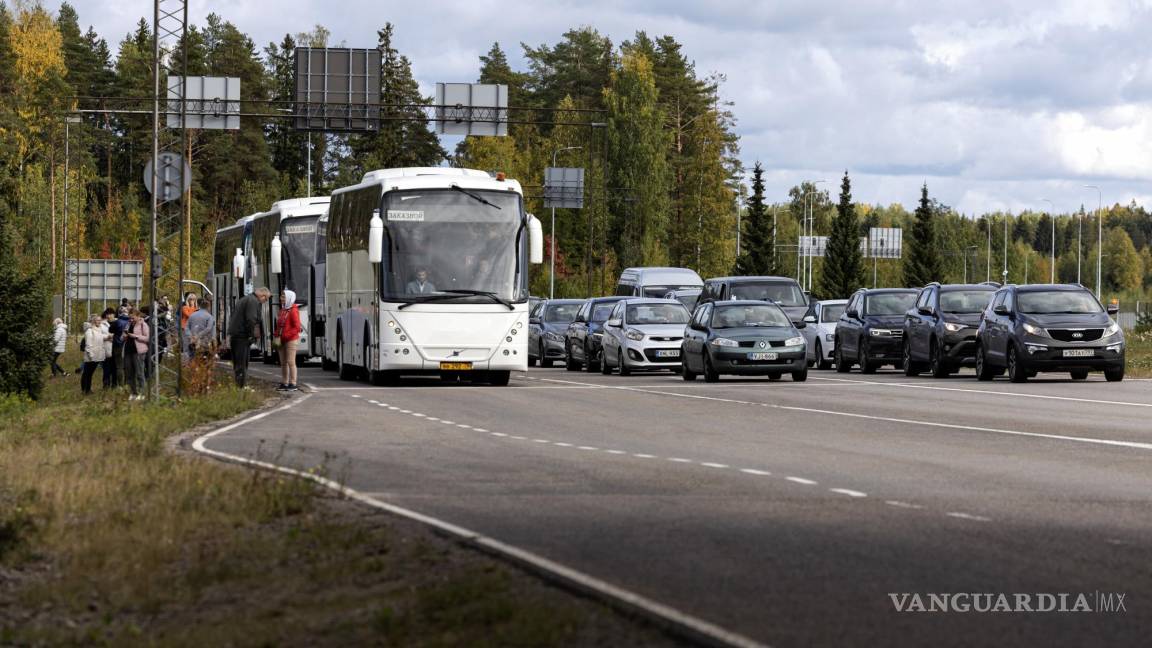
[799,235,827,257]
[436,83,509,137]
[67,259,144,302]
[544,167,585,209]
[868,227,903,258]
[167,76,240,130]
[294,48,381,131]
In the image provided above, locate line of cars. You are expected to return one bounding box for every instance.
[531,267,1127,383]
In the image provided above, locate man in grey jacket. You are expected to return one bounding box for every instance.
[227,287,270,387]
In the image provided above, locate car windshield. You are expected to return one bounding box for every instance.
[866,292,916,315]
[712,304,792,328]
[591,303,617,322]
[643,284,698,298]
[1017,290,1103,314]
[820,304,846,322]
[728,281,807,306]
[382,189,525,303]
[627,303,690,325]
[940,290,994,313]
[545,304,580,323]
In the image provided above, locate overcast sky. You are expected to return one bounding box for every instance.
[66,0,1152,215]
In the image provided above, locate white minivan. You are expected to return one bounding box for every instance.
[615,267,703,298]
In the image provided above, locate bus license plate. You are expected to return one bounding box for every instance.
[440,361,473,370]
[1062,349,1093,358]
[749,352,778,361]
[655,349,680,358]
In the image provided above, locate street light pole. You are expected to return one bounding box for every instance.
[1002,213,1009,283]
[1039,198,1055,283]
[1083,185,1102,298]
[549,146,583,299]
[63,116,81,332]
[804,180,827,291]
[986,217,991,282]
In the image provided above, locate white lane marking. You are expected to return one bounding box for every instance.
[351,394,362,398]
[368,400,379,404]
[426,417,440,422]
[398,409,412,414]
[490,432,508,437]
[388,406,400,411]
[533,439,551,443]
[810,376,1152,409]
[786,476,817,485]
[739,468,771,476]
[536,377,1152,451]
[700,462,729,469]
[634,453,656,458]
[474,428,489,433]
[192,398,768,648]
[456,424,472,429]
[578,445,599,451]
[885,500,925,510]
[554,442,574,447]
[668,457,693,463]
[411,413,426,418]
[510,435,527,440]
[441,420,455,425]
[605,449,627,455]
[946,512,992,522]
[830,488,867,498]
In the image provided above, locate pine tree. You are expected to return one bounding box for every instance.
[735,162,773,275]
[0,206,51,398]
[903,183,944,287]
[819,171,864,298]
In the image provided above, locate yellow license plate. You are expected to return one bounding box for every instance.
[440,361,473,371]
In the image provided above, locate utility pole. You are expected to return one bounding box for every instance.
[63,116,80,331]
[986,217,991,282]
[1002,214,1009,283]
[549,146,582,299]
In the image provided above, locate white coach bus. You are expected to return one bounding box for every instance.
[324,167,543,385]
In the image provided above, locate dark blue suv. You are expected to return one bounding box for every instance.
[902,283,997,377]
[975,284,1125,382]
[835,288,919,373]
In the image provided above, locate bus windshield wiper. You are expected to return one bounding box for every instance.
[450,185,501,209]
[397,289,514,311]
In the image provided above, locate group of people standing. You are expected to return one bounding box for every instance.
[78,304,152,400]
[224,286,301,392]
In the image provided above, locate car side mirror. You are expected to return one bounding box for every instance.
[1106,304,1119,316]
[606,318,622,328]
[803,314,817,323]
[689,322,705,331]
[795,320,807,329]
[846,309,859,320]
[917,305,933,316]
[993,304,1010,316]
[529,317,541,325]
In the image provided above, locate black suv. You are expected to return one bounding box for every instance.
[975,284,1125,382]
[902,283,997,377]
[835,288,918,373]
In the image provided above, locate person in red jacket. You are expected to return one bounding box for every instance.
[276,289,302,391]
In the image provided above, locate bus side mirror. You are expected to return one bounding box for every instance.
[368,211,384,264]
[270,235,282,275]
[527,214,543,264]
[232,248,245,279]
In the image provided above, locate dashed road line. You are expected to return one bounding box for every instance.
[701,462,729,469]
[740,468,771,476]
[786,476,818,485]
[830,488,867,498]
[885,500,925,510]
[947,512,992,522]
[668,457,693,463]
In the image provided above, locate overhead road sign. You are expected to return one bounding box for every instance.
[544,167,585,209]
[166,76,240,129]
[436,83,509,137]
[294,48,382,131]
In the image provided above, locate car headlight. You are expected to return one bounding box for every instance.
[546,332,563,341]
[1022,322,1047,337]
[784,336,805,347]
[625,328,645,341]
[869,328,895,336]
[710,337,739,347]
[943,322,965,333]
[1105,322,1120,337]
[824,333,835,342]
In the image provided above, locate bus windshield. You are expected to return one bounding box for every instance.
[381,189,526,303]
[280,216,320,305]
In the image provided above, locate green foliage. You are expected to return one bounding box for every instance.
[0,210,51,399]
[819,171,864,298]
[735,162,774,275]
[902,183,944,287]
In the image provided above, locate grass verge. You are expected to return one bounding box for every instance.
[0,352,680,646]
[1124,330,1152,377]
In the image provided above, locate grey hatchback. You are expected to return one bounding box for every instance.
[680,300,808,382]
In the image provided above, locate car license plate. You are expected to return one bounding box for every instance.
[749,352,778,361]
[1062,349,1094,358]
[655,349,680,358]
[440,361,473,370]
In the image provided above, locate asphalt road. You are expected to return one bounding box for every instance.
[205,361,1152,647]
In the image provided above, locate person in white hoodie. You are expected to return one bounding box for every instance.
[50,318,69,377]
[81,315,108,394]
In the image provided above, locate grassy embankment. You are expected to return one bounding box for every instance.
[0,352,676,646]
[1125,329,1152,377]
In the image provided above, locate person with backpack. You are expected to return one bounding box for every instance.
[275,289,302,391]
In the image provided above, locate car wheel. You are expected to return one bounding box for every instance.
[902,342,921,377]
[681,355,697,381]
[815,341,831,370]
[859,341,877,374]
[1105,366,1125,382]
[1007,345,1028,383]
[703,352,720,382]
[584,342,599,372]
[975,343,995,381]
[835,340,851,373]
[600,349,613,374]
[539,342,554,368]
[929,339,949,378]
[618,350,632,376]
[791,367,808,382]
[565,341,581,371]
[1070,369,1088,380]
[528,345,538,367]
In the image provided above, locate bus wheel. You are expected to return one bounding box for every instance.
[337,332,356,381]
[370,370,397,386]
[486,370,511,386]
